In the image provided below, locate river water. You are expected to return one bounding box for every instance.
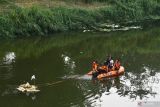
[0,26,160,107]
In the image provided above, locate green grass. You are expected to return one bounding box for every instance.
[0,0,160,39]
[0,6,100,39]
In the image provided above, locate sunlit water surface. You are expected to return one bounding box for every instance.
[0,27,160,107]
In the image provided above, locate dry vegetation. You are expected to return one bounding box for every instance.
[0,0,109,13]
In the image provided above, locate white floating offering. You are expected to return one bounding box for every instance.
[31,75,36,80]
[17,82,40,93]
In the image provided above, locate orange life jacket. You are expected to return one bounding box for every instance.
[99,65,108,72]
[92,62,99,71]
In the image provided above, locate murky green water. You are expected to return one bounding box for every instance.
[0,27,160,107]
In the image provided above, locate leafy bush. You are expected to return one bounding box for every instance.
[0,0,160,39]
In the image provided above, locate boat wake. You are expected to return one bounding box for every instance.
[62,74,92,80]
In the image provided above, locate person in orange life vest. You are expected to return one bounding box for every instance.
[92,61,99,72]
[98,65,108,73]
[92,61,101,78]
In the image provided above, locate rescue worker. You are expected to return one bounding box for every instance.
[108,58,114,71]
[104,55,114,72]
[98,65,108,73]
[92,61,99,72]
[92,61,99,78]
[92,61,107,78]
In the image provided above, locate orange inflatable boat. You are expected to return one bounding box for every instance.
[87,66,125,79]
[97,66,124,79]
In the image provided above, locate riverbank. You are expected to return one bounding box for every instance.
[0,0,160,39]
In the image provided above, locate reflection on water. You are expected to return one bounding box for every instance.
[62,65,160,107]
[61,54,76,74]
[73,66,160,107]
[1,85,37,101]
[1,85,18,96]
[3,52,16,65]
[0,27,160,107]
[0,52,16,80]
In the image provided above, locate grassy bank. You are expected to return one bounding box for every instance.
[0,0,160,39]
